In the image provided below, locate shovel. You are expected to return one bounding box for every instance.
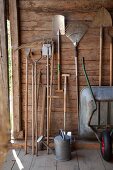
[92,7,112,86]
[52,15,65,92]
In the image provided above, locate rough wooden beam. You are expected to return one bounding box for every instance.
[9,0,22,137]
[19,0,113,12]
[0,0,10,166]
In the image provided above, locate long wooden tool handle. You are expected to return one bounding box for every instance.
[25,57,28,154]
[57,30,61,91]
[48,43,54,135]
[109,32,112,127]
[110,36,113,86]
[74,47,79,122]
[34,62,37,155]
[99,26,103,86]
[32,63,35,155]
[35,65,41,156]
[40,86,46,136]
[62,74,70,131]
[47,48,49,154]
[64,77,66,131]
[98,26,103,126]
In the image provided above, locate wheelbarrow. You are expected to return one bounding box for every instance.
[79,57,113,161]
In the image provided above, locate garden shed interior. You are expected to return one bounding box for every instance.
[1,0,113,169]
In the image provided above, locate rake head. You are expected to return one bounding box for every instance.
[66,21,88,46]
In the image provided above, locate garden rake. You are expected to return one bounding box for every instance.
[66,21,88,123]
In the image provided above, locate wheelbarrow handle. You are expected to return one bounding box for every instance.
[82,57,97,108]
[82,57,97,129]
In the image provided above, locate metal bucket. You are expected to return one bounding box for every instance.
[54,135,71,161]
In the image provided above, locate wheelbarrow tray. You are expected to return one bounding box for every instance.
[79,86,113,139]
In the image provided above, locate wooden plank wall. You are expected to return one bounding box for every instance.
[17,0,113,137]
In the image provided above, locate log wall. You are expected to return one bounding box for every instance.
[17,0,113,137]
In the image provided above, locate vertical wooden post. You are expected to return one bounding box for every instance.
[0,0,9,105]
[0,0,10,165]
[9,0,21,137]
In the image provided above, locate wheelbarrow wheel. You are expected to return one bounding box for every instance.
[100,130,112,161]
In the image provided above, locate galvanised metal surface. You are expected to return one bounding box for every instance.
[92,86,113,101]
[79,87,113,139]
[54,135,71,161]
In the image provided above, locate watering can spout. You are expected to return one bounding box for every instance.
[37,136,55,155]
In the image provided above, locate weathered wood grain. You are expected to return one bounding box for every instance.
[12,148,34,170]
[0,0,10,166]
[57,151,79,170]
[19,0,113,12]
[9,0,21,137]
[77,149,105,170]
[98,150,113,170]
[3,149,113,170]
[30,153,56,170]
[11,0,113,138]
[2,149,21,170]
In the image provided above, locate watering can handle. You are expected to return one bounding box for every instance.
[59,129,65,140]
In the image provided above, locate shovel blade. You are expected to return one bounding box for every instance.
[52,15,65,35]
[92,7,112,27]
